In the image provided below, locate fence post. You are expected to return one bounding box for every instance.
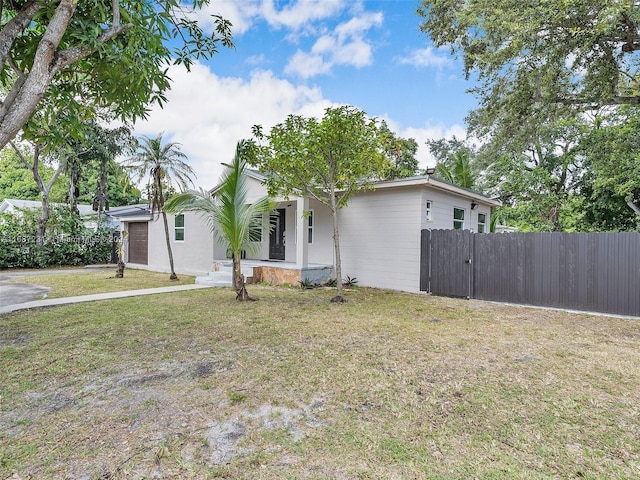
[419,229,431,292]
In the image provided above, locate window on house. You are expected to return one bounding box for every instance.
[425,200,433,222]
[174,214,185,241]
[477,213,486,233]
[295,210,314,244]
[307,210,314,244]
[453,207,465,230]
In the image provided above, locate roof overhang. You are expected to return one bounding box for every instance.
[372,176,502,207]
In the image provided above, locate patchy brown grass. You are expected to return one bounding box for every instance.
[1,286,639,479]
[4,268,195,299]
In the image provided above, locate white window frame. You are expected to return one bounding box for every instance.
[477,213,486,233]
[425,200,433,222]
[174,214,185,241]
[453,207,465,230]
[294,210,314,245]
[307,209,314,244]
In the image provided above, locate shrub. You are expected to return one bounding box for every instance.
[0,206,113,269]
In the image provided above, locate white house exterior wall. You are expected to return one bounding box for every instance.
[128,211,213,276]
[338,186,424,292]
[307,198,334,264]
[338,185,494,293]
[421,188,492,232]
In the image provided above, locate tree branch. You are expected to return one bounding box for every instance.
[54,23,132,72]
[627,199,640,216]
[0,0,42,73]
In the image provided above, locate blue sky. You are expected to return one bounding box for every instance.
[134,0,477,188]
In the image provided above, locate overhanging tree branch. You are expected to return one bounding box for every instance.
[0,0,42,72]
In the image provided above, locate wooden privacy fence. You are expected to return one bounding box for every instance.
[420,229,640,317]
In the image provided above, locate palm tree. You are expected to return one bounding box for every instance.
[434,150,476,189]
[164,140,273,300]
[125,133,194,280]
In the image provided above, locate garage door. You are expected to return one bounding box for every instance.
[128,222,148,265]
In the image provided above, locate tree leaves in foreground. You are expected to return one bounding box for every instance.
[0,0,233,149]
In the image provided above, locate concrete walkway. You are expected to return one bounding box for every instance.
[0,284,214,315]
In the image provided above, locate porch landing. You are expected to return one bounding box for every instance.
[195,260,334,287]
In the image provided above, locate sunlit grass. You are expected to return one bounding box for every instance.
[4,268,195,298]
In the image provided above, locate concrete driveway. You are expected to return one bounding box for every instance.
[0,268,101,308]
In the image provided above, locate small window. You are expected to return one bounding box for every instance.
[174,214,185,241]
[425,200,433,222]
[478,213,486,233]
[453,208,465,230]
[307,210,314,244]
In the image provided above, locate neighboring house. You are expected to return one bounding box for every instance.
[0,198,95,217]
[0,198,113,230]
[118,172,500,293]
[0,199,148,233]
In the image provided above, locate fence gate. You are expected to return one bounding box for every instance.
[420,229,473,298]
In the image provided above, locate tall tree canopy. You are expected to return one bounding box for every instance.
[64,122,138,218]
[418,0,640,230]
[578,106,640,230]
[0,147,65,202]
[419,1,640,121]
[427,137,478,189]
[378,121,419,179]
[0,0,233,149]
[251,106,391,303]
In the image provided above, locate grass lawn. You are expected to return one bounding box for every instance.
[3,268,195,299]
[1,286,639,479]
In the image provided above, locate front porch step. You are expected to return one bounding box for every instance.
[196,265,254,287]
[208,264,254,279]
[196,270,231,287]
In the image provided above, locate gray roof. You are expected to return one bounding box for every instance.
[0,198,95,216]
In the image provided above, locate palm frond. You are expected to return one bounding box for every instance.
[165,140,274,257]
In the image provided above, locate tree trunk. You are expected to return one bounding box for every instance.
[627,199,640,216]
[13,142,64,243]
[68,163,80,216]
[232,254,255,301]
[329,188,346,303]
[37,192,50,245]
[161,211,178,280]
[115,260,125,278]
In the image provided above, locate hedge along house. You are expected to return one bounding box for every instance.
[112,170,499,292]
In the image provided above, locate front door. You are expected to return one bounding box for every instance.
[269,208,286,260]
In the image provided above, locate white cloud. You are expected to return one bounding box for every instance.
[285,49,332,78]
[133,63,333,189]
[261,0,345,30]
[192,0,346,37]
[284,11,383,78]
[397,46,453,69]
[191,0,261,35]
